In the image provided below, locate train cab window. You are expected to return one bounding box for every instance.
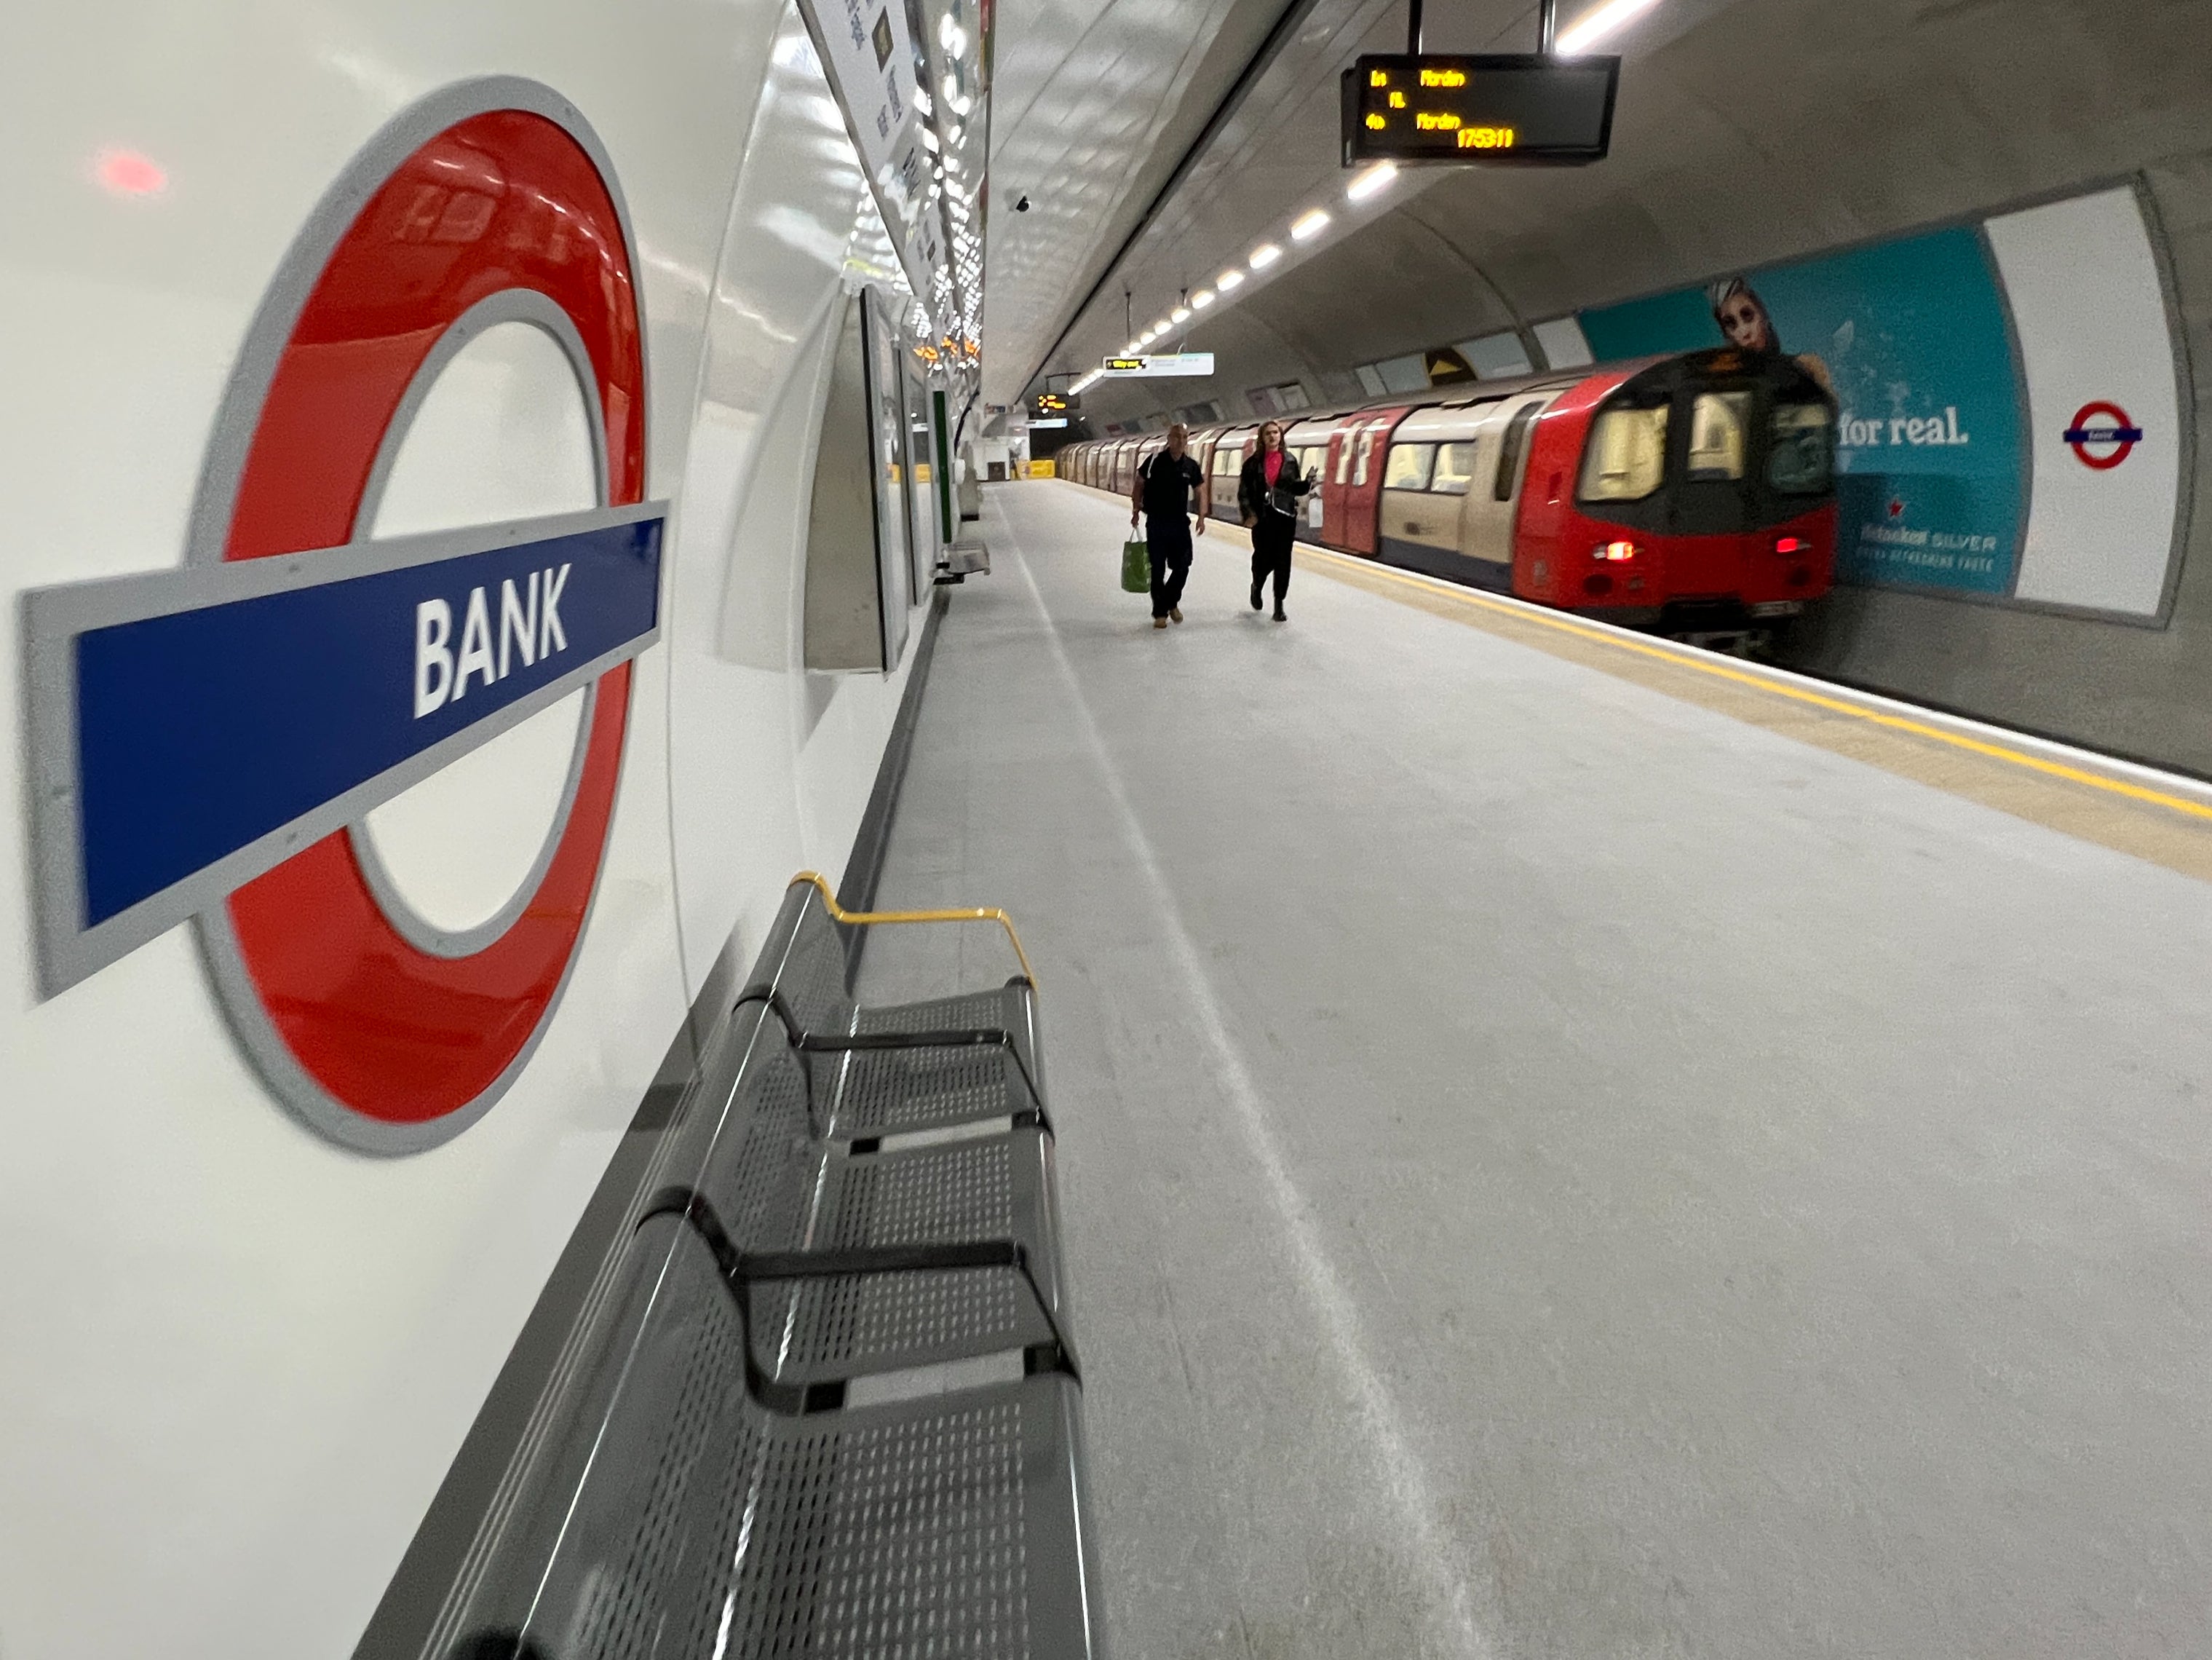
[1685,391,1753,481]
[1769,401,1836,494]
[1430,441,1475,495]
[1383,443,1435,491]
[1494,404,1540,501]
[1578,404,1669,502]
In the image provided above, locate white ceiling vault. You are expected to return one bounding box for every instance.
[979,0,1297,405]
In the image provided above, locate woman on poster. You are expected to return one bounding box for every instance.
[1709,276,1835,396]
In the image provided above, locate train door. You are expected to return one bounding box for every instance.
[1210,427,1253,518]
[1460,393,1553,590]
[1340,409,1409,556]
[1320,425,1355,547]
[1283,417,1331,543]
[1665,384,1756,596]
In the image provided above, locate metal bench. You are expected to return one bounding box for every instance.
[432,875,1101,1660]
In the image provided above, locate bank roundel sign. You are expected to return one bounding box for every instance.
[23,79,663,1152]
[2062,400,2144,471]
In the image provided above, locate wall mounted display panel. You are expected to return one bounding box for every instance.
[860,287,913,669]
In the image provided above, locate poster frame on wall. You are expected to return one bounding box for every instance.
[1568,173,2196,631]
[857,286,912,673]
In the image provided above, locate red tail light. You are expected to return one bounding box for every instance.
[1775,535,1810,556]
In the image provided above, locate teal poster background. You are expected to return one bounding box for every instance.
[1577,227,2025,596]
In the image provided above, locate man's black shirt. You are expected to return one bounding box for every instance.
[1140,451,1205,520]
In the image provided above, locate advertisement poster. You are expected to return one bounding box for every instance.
[1578,226,2026,597]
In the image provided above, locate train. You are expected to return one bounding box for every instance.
[1058,348,1841,644]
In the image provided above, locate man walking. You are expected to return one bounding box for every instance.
[1130,424,1208,628]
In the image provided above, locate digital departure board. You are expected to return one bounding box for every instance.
[1341,54,1620,166]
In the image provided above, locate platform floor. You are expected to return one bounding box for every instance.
[857,479,2212,1660]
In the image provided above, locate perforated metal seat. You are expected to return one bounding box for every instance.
[446,1215,1098,1660]
[693,1006,1071,1389]
[740,882,1047,1142]
[432,874,1096,1660]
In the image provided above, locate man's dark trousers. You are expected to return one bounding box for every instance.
[1147,514,1193,618]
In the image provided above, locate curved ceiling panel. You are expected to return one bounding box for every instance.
[982,0,1299,403]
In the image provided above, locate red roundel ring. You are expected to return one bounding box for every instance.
[189,79,646,1153]
[2064,400,2141,472]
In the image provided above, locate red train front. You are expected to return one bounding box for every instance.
[1513,349,1839,639]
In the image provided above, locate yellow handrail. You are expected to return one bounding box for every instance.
[792,872,1036,988]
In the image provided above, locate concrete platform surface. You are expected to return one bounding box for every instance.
[856,479,2212,1660]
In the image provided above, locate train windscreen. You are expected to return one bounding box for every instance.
[1576,350,1835,533]
[1768,401,1835,494]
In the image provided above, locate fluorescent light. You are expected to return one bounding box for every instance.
[1347,161,1397,202]
[941,74,959,103]
[1291,208,1330,241]
[1249,243,1282,269]
[914,85,933,115]
[1192,288,1216,308]
[1151,318,1170,336]
[1125,342,1141,355]
[1218,269,1245,290]
[922,127,940,152]
[1555,0,1662,52]
[953,93,972,116]
[1171,305,1191,323]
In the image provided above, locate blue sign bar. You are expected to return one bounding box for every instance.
[63,511,662,929]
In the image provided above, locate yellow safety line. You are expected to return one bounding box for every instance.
[793,871,1037,987]
[1297,545,2212,825]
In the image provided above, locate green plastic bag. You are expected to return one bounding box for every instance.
[1120,539,1151,594]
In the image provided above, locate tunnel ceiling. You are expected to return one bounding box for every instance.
[1008,0,2212,424]
[980,0,1301,405]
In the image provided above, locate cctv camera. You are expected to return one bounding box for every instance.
[1014,194,1031,213]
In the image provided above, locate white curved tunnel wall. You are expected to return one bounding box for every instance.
[0,7,931,1659]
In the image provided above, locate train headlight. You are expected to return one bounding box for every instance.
[1593,540,1639,562]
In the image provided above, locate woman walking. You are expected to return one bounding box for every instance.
[1238,420,1310,622]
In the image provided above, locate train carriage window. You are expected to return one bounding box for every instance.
[1430,441,1475,495]
[1335,435,1354,484]
[1686,392,1753,481]
[1578,404,1669,502]
[1769,401,1836,494]
[1354,429,1381,486]
[1383,443,1435,491]
[1493,404,1540,501]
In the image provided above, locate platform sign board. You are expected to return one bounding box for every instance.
[1101,353,1216,378]
[802,0,946,312]
[1341,55,1618,166]
[18,84,663,1153]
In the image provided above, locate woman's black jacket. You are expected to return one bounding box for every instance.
[1237,449,1312,524]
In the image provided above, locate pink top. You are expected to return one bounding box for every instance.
[1264,451,1283,488]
